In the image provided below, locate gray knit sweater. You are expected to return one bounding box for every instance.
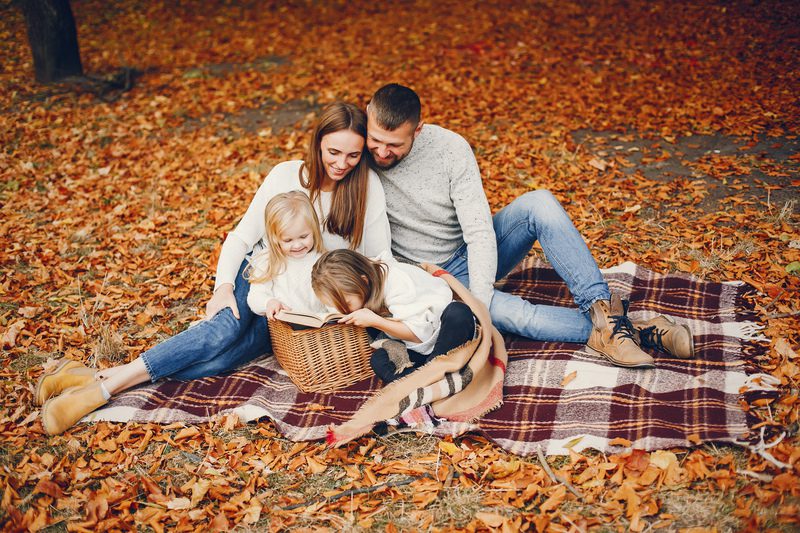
[375,124,497,307]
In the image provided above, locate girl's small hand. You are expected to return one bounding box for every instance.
[266,299,290,320]
[419,262,440,275]
[339,308,380,328]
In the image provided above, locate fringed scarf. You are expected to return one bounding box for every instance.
[327,268,508,446]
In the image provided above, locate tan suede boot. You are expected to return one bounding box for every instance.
[41,382,107,435]
[634,315,694,359]
[35,359,96,406]
[587,295,655,369]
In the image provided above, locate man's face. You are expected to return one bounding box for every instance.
[366,110,421,170]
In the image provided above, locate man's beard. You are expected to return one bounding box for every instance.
[371,139,413,171]
[372,154,400,170]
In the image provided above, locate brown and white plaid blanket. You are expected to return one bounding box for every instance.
[88,259,773,455]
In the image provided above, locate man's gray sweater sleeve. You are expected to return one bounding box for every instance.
[449,137,497,308]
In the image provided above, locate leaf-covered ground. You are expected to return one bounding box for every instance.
[1,0,799,531]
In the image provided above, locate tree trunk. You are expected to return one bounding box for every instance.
[20,0,83,83]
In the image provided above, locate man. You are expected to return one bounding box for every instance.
[365,83,693,370]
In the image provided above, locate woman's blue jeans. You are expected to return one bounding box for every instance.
[439,190,610,343]
[140,259,271,381]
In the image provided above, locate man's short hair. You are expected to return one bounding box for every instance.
[369,83,421,130]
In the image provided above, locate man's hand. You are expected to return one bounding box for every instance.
[266,299,290,320]
[339,308,381,328]
[205,284,240,319]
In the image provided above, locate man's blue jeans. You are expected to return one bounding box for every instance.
[140,259,271,381]
[439,190,610,343]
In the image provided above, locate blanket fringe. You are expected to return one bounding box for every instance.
[734,426,792,470]
[742,373,781,392]
[729,321,767,342]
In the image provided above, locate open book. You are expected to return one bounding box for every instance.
[275,309,344,328]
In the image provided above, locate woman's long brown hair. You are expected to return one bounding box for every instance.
[300,102,369,250]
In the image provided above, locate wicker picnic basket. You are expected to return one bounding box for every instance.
[267,319,374,393]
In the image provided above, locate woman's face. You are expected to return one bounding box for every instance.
[319,129,364,184]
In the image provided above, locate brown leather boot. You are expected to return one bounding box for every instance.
[35,359,96,406]
[587,295,655,369]
[41,382,107,435]
[634,315,694,359]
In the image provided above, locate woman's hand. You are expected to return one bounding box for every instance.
[266,299,290,320]
[205,284,240,319]
[339,308,381,328]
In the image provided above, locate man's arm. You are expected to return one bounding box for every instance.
[448,136,497,308]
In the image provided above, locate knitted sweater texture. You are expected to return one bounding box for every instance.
[375,125,496,306]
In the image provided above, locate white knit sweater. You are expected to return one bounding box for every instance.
[376,251,453,355]
[214,160,392,290]
[375,125,496,307]
[246,251,327,316]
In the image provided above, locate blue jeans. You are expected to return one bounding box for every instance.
[141,259,271,381]
[439,190,609,343]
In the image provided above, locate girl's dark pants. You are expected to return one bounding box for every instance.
[370,301,476,383]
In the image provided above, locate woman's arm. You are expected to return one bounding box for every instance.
[213,181,273,290]
[357,171,392,256]
[207,161,302,318]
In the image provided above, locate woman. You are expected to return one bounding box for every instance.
[36,102,392,435]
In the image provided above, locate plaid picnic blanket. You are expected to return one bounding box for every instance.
[88,259,774,455]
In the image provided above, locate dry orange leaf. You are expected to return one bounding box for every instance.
[174,426,201,440]
[2,321,25,348]
[306,456,327,474]
[539,485,567,513]
[609,437,633,447]
[475,511,506,528]
[560,370,578,387]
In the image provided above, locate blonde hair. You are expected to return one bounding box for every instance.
[311,249,388,315]
[246,191,325,284]
[300,102,369,250]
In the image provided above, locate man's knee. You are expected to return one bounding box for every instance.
[518,189,558,210]
[513,189,566,225]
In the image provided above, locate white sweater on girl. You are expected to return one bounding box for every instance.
[214,160,392,290]
[374,251,453,355]
[246,252,327,316]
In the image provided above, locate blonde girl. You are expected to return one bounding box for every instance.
[246,191,327,319]
[312,249,476,383]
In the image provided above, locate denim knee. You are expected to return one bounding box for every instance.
[196,309,249,352]
[518,189,563,223]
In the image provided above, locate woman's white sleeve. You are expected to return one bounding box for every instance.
[213,167,283,290]
[357,172,392,257]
